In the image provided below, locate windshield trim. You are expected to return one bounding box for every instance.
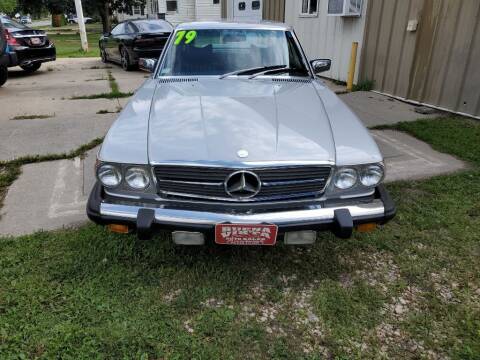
[154,29,314,79]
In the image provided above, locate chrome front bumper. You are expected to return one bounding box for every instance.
[99,199,386,226]
[87,182,396,240]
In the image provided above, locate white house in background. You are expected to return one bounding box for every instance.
[116,0,159,21]
[116,0,221,24]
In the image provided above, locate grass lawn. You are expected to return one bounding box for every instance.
[34,23,102,58]
[0,117,479,359]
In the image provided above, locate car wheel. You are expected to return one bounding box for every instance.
[0,66,7,87]
[120,47,135,71]
[100,48,108,63]
[20,63,42,73]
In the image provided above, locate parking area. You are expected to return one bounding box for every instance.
[0,58,465,236]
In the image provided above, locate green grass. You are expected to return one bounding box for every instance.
[10,114,55,120]
[70,71,133,100]
[36,24,103,58]
[0,117,479,358]
[352,79,375,92]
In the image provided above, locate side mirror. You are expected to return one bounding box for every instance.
[310,59,331,74]
[139,58,157,73]
[103,32,110,37]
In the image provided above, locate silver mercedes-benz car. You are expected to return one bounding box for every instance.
[87,22,396,245]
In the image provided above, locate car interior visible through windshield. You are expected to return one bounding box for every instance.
[159,29,308,77]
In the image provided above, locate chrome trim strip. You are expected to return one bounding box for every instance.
[262,178,327,187]
[100,199,385,225]
[157,190,323,203]
[150,160,335,167]
[13,34,46,38]
[158,179,223,187]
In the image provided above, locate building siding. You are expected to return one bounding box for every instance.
[195,0,222,20]
[284,0,368,83]
[158,0,197,24]
[361,0,480,118]
[263,0,285,22]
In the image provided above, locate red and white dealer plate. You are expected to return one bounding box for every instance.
[215,224,278,246]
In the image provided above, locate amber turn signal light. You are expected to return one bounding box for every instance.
[356,223,377,233]
[107,224,130,234]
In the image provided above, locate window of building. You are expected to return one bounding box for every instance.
[213,0,220,4]
[166,0,178,12]
[252,1,260,10]
[301,0,318,15]
[238,2,246,10]
[133,5,141,15]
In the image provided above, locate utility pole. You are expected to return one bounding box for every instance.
[74,0,89,52]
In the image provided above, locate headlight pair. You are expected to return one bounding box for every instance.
[97,164,150,190]
[334,164,384,190]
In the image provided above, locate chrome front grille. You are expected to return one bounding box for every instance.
[153,165,332,202]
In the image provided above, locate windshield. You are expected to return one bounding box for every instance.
[1,18,29,30]
[133,20,172,33]
[159,29,308,77]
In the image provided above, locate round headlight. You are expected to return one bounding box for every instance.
[125,167,150,190]
[334,168,358,190]
[360,164,384,187]
[97,164,122,188]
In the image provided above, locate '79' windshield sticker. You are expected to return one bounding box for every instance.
[174,30,197,45]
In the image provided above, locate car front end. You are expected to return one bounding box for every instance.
[87,22,396,245]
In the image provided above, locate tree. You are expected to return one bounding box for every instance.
[82,0,145,33]
[0,0,17,14]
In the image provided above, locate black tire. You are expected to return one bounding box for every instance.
[120,47,135,71]
[0,66,7,87]
[100,48,108,63]
[20,63,42,73]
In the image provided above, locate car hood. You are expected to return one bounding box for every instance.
[148,78,335,165]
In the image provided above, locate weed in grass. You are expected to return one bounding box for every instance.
[96,107,121,114]
[352,79,375,92]
[10,114,55,120]
[71,70,133,100]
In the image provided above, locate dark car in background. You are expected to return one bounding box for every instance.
[99,19,173,71]
[0,19,8,86]
[1,16,56,73]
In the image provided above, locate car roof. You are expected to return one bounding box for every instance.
[176,21,291,31]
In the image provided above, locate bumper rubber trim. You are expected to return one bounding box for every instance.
[333,209,353,239]
[137,208,155,240]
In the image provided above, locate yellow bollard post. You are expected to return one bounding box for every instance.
[346,42,358,92]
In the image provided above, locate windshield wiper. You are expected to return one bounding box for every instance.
[219,65,287,79]
[248,67,309,79]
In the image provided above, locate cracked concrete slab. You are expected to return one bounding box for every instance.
[0,148,98,237]
[372,130,466,182]
[339,91,440,127]
[0,58,136,161]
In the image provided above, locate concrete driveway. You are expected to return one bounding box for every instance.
[0,59,466,236]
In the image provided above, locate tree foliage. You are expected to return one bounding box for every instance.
[0,0,17,14]
[17,0,145,31]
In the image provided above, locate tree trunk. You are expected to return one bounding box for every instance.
[51,14,64,27]
[99,2,111,34]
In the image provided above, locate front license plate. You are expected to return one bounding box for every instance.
[30,37,41,45]
[215,224,278,246]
